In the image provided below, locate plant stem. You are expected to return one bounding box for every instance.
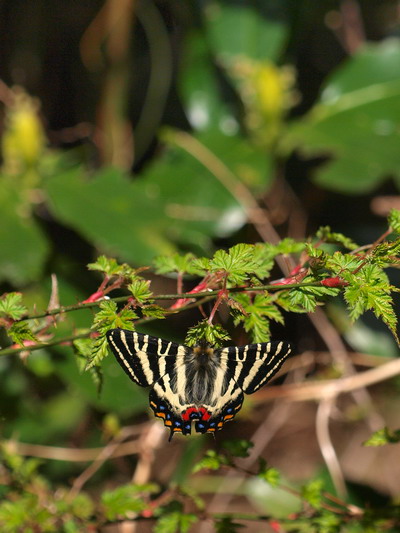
[16,281,325,323]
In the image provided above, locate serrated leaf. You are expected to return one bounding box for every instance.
[232,293,284,343]
[370,238,400,267]
[388,209,400,234]
[141,305,167,319]
[153,253,204,276]
[288,279,340,313]
[92,300,137,336]
[7,322,38,345]
[258,458,280,487]
[364,427,400,446]
[264,238,305,258]
[316,226,358,250]
[128,279,154,304]
[101,483,158,520]
[88,255,138,282]
[0,292,27,320]
[301,479,324,509]
[87,301,137,368]
[192,256,211,272]
[222,439,254,458]
[343,264,398,341]
[87,255,121,275]
[185,320,230,348]
[209,244,260,285]
[154,511,198,533]
[192,450,230,473]
[325,252,364,278]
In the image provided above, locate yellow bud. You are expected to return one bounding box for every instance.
[2,88,46,176]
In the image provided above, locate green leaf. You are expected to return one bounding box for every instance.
[101,483,158,521]
[92,300,137,336]
[325,252,363,277]
[264,238,306,257]
[388,209,400,234]
[185,320,230,348]
[153,252,204,276]
[282,40,400,193]
[0,292,27,320]
[364,427,400,446]
[206,5,287,62]
[343,264,398,340]
[7,322,37,345]
[258,458,280,487]
[86,300,137,368]
[288,281,339,313]
[215,517,246,533]
[45,133,262,265]
[154,511,198,533]
[315,226,358,250]
[370,238,400,267]
[301,479,324,510]
[311,511,341,533]
[128,279,154,304]
[192,450,230,473]
[0,181,48,284]
[232,293,284,342]
[209,244,259,285]
[222,439,254,458]
[88,255,123,276]
[141,305,167,319]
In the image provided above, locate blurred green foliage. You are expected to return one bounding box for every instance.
[1,1,400,531]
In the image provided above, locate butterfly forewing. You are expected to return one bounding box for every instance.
[219,341,292,394]
[107,328,293,438]
[106,329,183,387]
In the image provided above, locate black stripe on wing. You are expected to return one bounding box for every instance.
[218,341,292,394]
[106,329,181,387]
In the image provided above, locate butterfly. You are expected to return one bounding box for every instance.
[106,328,292,440]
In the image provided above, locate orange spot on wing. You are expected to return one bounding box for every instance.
[164,420,172,426]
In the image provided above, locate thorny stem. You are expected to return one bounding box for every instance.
[13,281,325,324]
[0,296,215,357]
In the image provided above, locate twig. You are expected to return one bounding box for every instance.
[4,429,144,461]
[69,425,142,499]
[12,281,332,324]
[255,357,400,402]
[132,421,166,485]
[316,398,347,498]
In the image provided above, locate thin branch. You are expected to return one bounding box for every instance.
[4,431,143,462]
[316,398,347,498]
[69,424,142,499]
[255,357,400,402]
[13,281,325,323]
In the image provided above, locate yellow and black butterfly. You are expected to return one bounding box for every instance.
[107,329,292,440]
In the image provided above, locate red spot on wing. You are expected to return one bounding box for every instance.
[181,406,211,421]
[199,407,211,421]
